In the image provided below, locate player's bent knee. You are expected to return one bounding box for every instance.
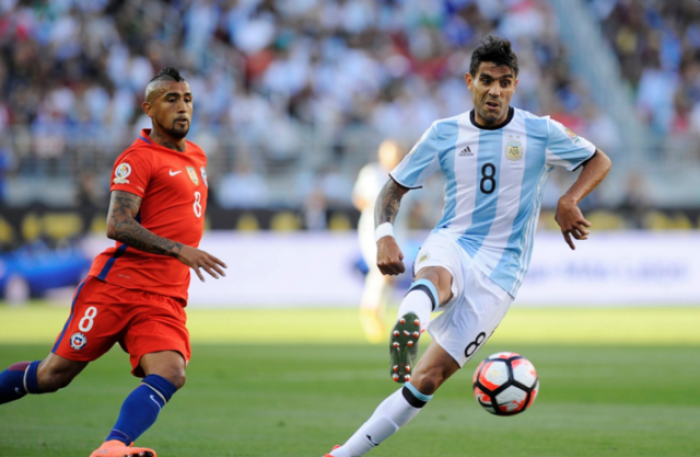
[410,366,449,396]
[161,369,186,390]
[415,267,453,305]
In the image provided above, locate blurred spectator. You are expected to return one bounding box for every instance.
[0,143,13,203]
[76,173,107,210]
[303,188,327,231]
[217,158,269,209]
[618,171,650,229]
[318,165,353,207]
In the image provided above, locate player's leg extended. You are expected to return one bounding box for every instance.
[92,351,184,457]
[0,353,86,405]
[390,266,452,383]
[327,342,460,457]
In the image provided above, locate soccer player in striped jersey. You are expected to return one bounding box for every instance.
[0,67,226,457]
[323,35,611,457]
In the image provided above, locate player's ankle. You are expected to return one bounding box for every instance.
[105,430,132,446]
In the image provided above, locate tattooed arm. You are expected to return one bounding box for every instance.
[106,191,183,256]
[374,179,410,228]
[106,191,227,281]
[374,179,410,275]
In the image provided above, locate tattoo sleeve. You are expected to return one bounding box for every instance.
[374,179,410,228]
[106,191,184,257]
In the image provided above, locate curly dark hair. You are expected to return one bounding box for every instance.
[149,67,186,83]
[469,35,519,76]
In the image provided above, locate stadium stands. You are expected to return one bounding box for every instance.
[593,0,700,142]
[0,0,606,208]
[0,0,697,240]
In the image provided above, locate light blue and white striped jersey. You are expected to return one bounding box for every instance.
[390,107,596,297]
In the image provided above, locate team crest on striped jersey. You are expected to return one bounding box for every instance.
[505,140,523,161]
[565,127,581,143]
[186,166,199,185]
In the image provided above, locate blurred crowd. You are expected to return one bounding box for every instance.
[0,0,620,211]
[591,0,700,158]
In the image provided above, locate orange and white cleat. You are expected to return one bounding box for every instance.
[322,445,341,457]
[89,440,157,457]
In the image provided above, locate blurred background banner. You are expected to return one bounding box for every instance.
[0,0,698,305]
[78,231,700,307]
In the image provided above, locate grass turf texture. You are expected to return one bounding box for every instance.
[0,306,699,456]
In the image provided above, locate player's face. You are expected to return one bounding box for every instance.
[466,63,518,126]
[146,81,193,139]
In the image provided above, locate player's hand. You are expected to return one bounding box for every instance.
[176,245,227,281]
[377,236,405,275]
[555,196,591,250]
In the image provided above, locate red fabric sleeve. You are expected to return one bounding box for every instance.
[109,150,152,198]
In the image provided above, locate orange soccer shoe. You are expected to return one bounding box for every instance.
[322,445,341,457]
[89,440,157,457]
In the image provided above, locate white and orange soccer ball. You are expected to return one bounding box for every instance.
[472,352,539,416]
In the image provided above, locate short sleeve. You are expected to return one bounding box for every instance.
[110,150,152,198]
[389,123,441,189]
[545,119,596,171]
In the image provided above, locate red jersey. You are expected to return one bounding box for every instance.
[88,129,208,301]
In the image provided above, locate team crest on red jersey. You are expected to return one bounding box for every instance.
[200,167,208,187]
[186,166,199,185]
[113,163,131,184]
[70,332,87,350]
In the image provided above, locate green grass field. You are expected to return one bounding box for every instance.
[1,305,699,456]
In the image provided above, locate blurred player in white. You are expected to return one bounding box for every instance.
[352,140,406,342]
[323,35,611,457]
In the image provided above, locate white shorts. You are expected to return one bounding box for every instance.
[414,231,514,367]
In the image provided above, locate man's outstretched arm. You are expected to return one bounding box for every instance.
[555,149,612,250]
[106,190,226,281]
[374,179,410,275]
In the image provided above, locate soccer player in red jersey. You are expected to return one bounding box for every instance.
[0,67,226,457]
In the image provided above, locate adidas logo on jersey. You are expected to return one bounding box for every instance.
[459,146,473,157]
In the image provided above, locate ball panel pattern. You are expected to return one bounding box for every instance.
[495,385,529,413]
[526,380,539,408]
[472,352,539,416]
[511,357,537,388]
[477,360,509,391]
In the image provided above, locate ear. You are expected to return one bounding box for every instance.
[142,101,153,118]
[513,77,519,91]
[465,72,474,91]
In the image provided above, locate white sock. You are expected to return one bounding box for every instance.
[331,385,431,457]
[397,286,434,332]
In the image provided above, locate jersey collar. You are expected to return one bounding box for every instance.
[469,106,514,130]
[138,128,189,153]
[138,129,154,145]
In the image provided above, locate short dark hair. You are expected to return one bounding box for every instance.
[149,67,186,83]
[469,36,519,77]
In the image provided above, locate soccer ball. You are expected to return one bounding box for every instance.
[472,352,539,416]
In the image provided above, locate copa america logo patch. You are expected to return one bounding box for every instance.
[113,163,131,184]
[69,332,87,350]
